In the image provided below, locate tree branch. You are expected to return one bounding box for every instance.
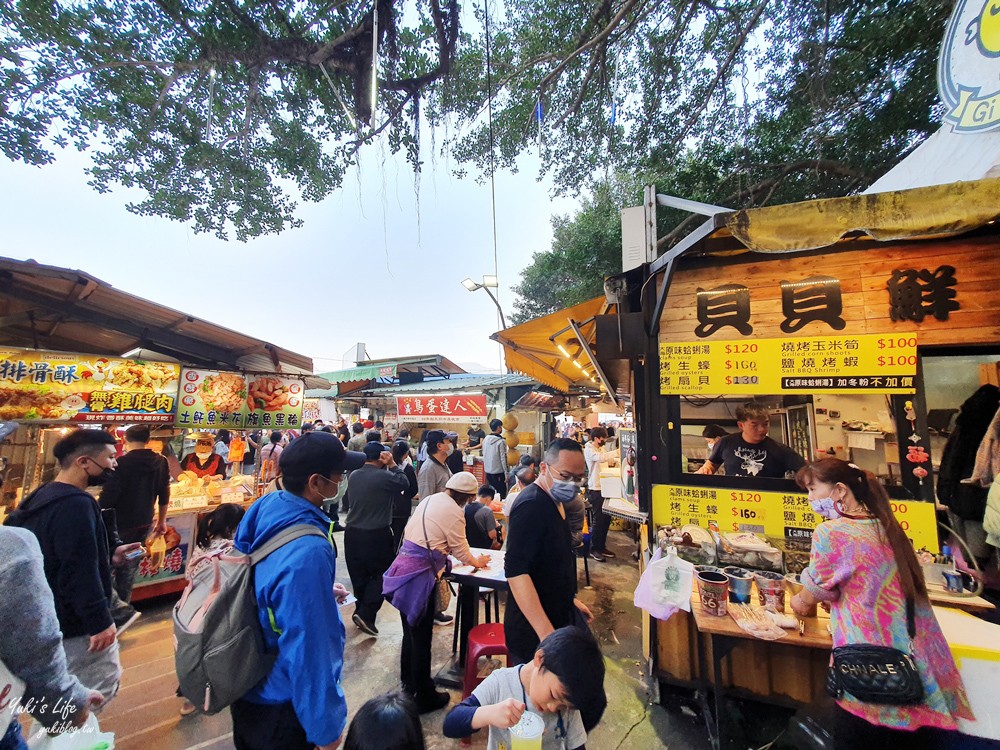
[669,0,770,148]
[265,0,298,36]
[152,0,204,43]
[302,0,354,32]
[218,0,272,40]
[552,49,601,128]
[346,90,415,155]
[538,0,646,93]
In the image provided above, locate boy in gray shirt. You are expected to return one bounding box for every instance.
[442,627,606,750]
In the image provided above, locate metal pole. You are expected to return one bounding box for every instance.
[481,286,507,329]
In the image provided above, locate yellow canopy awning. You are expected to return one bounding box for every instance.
[723,178,1000,253]
[492,297,610,391]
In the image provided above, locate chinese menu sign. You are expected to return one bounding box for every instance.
[0,349,179,423]
[396,395,488,423]
[651,484,938,552]
[134,513,196,588]
[659,333,917,396]
[176,369,304,429]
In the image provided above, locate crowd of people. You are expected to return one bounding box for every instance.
[0,406,980,750]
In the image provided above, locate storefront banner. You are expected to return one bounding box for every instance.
[652,484,938,552]
[659,333,918,396]
[176,369,305,429]
[0,349,179,423]
[396,395,488,423]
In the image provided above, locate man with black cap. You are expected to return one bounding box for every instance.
[231,432,366,750]
[444,430,465,475]
[344,441,410,635]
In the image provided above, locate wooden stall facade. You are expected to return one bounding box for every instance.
[658,235,1000,347]
[641,215,1000,701]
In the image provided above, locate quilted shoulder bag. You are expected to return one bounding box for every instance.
[420,500,452,612]
[826,598,924,705]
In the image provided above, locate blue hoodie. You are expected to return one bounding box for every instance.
[234,490,346,746]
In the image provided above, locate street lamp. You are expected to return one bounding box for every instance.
[461,275,507,329]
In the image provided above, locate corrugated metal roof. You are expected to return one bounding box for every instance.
[0,257,321,383]
[369,373,534,395]
[307,373,533,399]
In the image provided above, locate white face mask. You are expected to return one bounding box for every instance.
[445,444,455,456]
[195,449,213,459]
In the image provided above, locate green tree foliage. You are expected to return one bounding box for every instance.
[497,0,952,320]
[1,0,951,246]
[1,0,460,240]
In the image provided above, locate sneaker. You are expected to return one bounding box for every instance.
[589,550,606,562]
[352,613,378,636]
[179,699,197,717]
[332,523,347,532]
[115,610,141,635]
[433,612,454,625]
[600,548,617,559]
[414,689,451,713]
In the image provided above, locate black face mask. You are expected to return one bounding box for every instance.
[87,465,115,486]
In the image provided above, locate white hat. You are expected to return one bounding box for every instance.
[445,471,479,493]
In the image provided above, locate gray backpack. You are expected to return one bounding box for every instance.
[173,524,327,714]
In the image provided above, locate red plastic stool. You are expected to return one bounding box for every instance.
[463,623,508,698]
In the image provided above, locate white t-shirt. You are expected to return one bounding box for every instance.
[472,666,586,750]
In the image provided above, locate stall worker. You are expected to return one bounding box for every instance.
[696,402,805,479]
[179,432,227,478]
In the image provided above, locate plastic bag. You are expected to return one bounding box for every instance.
[26,713,115,750]
[634,547,694,620]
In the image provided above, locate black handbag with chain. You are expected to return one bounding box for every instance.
[826,598,924,705]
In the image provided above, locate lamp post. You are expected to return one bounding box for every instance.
[461,274,507,329]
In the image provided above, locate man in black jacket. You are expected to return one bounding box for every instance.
[6,429,126,707]
[344,442,410,635]
[99,425,170,609]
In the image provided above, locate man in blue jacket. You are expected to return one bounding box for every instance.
[232,432,365,750]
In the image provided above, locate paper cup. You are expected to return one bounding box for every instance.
[755,570,786,612]
[697,570,729,616]
[783,573,817,616]
[509,711,544,749]
[723,566,753,604]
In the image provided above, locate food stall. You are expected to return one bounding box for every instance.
[600,179,1000,740]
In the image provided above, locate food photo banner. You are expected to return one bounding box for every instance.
[659,333,918,396]
[0,349,179,423]
[176,369,305,429]
[651,484,938,552]
[396,394,488,423]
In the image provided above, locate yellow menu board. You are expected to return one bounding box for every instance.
[651,484,938,552]
[659,333,917,395]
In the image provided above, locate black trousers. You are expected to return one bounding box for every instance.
[344,526,394,624]
[231,699,311,750]
[390,515,408,554]
[833,704,959,750]
[589,489,612,552]
[485,472,508,500]
[400,589,436,697]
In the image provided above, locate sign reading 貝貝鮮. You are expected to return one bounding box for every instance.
[396,395,488,424]
[659,333,917,396]
[0,349,179,423]
[652,484,938,552]
[175,368,304,430]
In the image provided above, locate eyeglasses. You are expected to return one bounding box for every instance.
[550,467,586,483]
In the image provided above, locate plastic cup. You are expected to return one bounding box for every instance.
[509,711,544,750]
[783,572,817,616]
[696,570,729,616]
[754,571,786,612]
[723,566,753,604]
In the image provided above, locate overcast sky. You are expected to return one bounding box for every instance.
[0,141,579,375]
